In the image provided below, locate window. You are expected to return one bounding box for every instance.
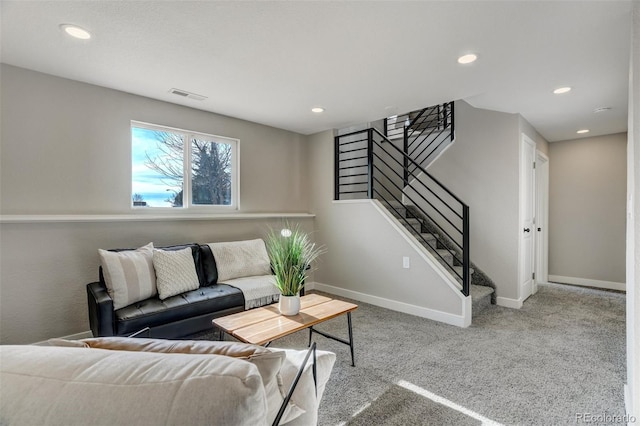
[131,121,238,209]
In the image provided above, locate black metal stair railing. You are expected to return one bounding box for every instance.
[334,126,470,296]
[384,103,454,185]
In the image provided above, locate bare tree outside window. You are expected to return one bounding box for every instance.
[143,131,184,206]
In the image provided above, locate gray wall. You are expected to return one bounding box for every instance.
[427,100,523,301]
[548,133,627,284]
[425,101,550,302]
[0,65,312,344]
[0,64,309,215]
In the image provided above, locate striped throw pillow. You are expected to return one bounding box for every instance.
[98,243,157,310]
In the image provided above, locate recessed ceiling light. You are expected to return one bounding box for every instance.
[576,129,590,134]
[60,24,91,40]
[553,87,572,94]
[593,107,612,113]
[457,54,477,64]
[311,107,325,113]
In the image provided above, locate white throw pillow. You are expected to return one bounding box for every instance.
[99,242,156,310]
[208,239,272,282]
[153,247,200,300]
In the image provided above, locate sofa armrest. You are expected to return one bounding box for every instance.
[273,347,336,426]
[86,281,115,337]
[273,343,316,426]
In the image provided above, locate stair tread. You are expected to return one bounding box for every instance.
[414,233,437,245]
[434,248,456,255]
[419,232,437,238]
[386,201,406,209]
[453,265,474,274]
[470,284,494,300]
[426,248,455,265]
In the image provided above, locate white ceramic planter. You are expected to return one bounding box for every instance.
[279,294,301,316]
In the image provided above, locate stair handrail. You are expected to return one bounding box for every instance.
[406,107,429,137]
[402,103,454,183]
[407,106,452,153]
[370,128,468,208]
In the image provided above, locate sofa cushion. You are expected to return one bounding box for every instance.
[199,244,219,286]
[98,242,156,310]
[0,345,268,426]
[153,247,200,299]
[209,239,272,281]
[83,337,305,424]
[114,284,243,336]
[83,339,283,381]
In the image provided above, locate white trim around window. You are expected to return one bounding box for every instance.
[131,121,240,211]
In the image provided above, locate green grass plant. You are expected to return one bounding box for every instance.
[266,223,325,296]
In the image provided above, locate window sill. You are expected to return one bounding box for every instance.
[0,212,315,224]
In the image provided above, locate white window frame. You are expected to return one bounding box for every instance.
[131,121,239,211]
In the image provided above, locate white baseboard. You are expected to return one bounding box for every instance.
[309,282,470,328]
[496,296,524,309]
[548,275,626,292]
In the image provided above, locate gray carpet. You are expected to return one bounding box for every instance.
[189,283,627,425]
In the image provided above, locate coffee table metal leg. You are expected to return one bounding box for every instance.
[306,312,356,367]
[219,328,225,341]
[347,312,355,367]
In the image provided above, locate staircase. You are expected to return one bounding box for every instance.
[335,102,495,317]
[384,200,494,314]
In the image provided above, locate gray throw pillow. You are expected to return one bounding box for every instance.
[153,247,200,300]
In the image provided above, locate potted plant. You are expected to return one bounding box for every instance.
[266,223,325,315]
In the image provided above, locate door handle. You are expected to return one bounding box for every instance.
[524,228,530,233]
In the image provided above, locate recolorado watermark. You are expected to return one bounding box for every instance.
[575,412,636,424]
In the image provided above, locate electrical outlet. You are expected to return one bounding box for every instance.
[402,256,410,269]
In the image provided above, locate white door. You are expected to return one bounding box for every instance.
[534,152,550,293]
[519,135,536,301]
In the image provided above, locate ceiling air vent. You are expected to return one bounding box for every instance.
[168,88,207,101]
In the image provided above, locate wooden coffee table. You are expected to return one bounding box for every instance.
[212,294,358,366]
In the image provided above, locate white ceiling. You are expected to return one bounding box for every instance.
[0,1,632,141]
